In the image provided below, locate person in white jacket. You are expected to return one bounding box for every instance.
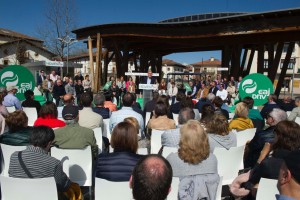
[168,82,178,105]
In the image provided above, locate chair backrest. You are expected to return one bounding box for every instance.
[103,118,111,141]
[168,177,180,200]
[256,178,279,200]
[213,145,245,185]
[0,144,26,176]
[137,148,148,155]
[286,111,291,117]
[145,112,151,127]
[295,117,300,125]
[229,112,235,119]
[215,176,223,200]
[0,176,58,200]
[172,113,179,126]
[93,127,103,154]
[95,178,132,200]
[162,147,178,158]
[57,106,63,118]
[50,146,92,186]
[6,106,16,113]
[235,128,256,147]
[23,107,38,126]
[150,129,165,154]
[0,114,5,135]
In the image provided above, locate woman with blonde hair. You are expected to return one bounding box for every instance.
[229,102,254,131]
[167,120,219,200]
[206,114,237,152]
[124,117,149,148]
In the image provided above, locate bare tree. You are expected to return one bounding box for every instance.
[36,0,78,59]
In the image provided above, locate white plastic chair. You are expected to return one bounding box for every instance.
[23,107,38,126]
[0,144,26,176]
[95,178,132,200]
[213,145,245,185]
[162,147,178,158]
[172,113,179,126]
[295,117,300,125]
[6,106,15,113]
[103,118,111,140]
[93,127,103,154]
[137,148,148,155]
[0,176,58,200]
[150,129,165,154]
[50,146,93,200]
[256,178,279,200]
[216,176,223,200]
[235,128,256,147]
[168,177,180,200]
[145,112,151,127]
[193,109,201,120]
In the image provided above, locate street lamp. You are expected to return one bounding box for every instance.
[57,35,78,74]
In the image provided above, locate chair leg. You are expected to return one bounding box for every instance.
[89,186,92,200]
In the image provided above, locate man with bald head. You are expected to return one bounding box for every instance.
[53,79,66,106]
[130,154,173,200]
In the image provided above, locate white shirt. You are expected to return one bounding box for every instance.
[50,74,58,82]
[168,86,178,96]
[216,89,228,101]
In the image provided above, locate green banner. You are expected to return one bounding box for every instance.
[239,73,274,106]
[0,65,35,101]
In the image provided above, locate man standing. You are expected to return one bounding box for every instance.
[42,75,52,102]
[50,70,58,82]
[109,92,144,132]
[54,105,98,159]
[36,70,45,87]
[277,150,300,200]
[65,79,75,96]
[52,80,66,107]
[143,70,156,84]
[130,155,173,200]
[3,86,22,110]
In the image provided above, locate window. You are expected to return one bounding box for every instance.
[282,43,295,53]
[264,59,268,69]
[280,59,295,69]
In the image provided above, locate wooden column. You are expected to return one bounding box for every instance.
[231,45,242,79]
[240,48,248,76]
[244,46,255,76]
[222,46,231,77]
[88,36,95,91]
[269,42,284,82]
[95,33,101,92]
[257,44,265,74]
[275,42,295,96]
[267,44,274,75]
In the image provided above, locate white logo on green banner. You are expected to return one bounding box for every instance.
[0,65,35,101]
[239,73,274,106]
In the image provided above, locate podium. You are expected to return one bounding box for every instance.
[139,84,158,108]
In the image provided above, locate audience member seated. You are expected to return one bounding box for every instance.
[206,114,237,152]
[9,126,81,199]
[195,83,209,101]
[109,93,144,132]
[166,120,219,200]
[279,96,295,112]
[52,79,66,107]
[147,101,176,131]
[180,97,200,120]
[216,83,228,101]
[288,96,300,122]
[92,93,110,119]
[0,110,32,146]
[3,85,22,110]
[95,121,144,181]
[53,105,98,159]
[130,155,173,200]
[143,91,159,119]
[131,93,143,116]
[79,92,103,130]
[161,107,195,148]
[156,95,173,119]
[260,94,280,119]
[242,96,265,131]
[22,90,41,114]
[229,102,254,131]
[213,96,229,120]
[34,102,66,128]
[195,93,214,113]
[169,92,185,114]
[0,92,9,117]
[244,108,287,168]
[240,121,300,199]
[103,91,117,112]
[200,104,215,128]
[277,150,300,200]
[124,117,148,148]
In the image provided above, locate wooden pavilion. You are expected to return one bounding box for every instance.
[73,8,300,95]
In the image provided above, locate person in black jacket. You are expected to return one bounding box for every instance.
[52,80,66,107]
[95,121,144,181]
[22,90,41,114]
[75,80,84,106]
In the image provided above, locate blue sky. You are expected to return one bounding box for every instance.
[1,0,300,64]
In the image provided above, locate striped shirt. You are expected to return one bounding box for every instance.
[9,145,71,192]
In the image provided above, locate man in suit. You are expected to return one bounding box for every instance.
[37,70,45,87]
[143,70,156,84]
[208,81,218,95]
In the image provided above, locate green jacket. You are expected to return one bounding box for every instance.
[53,123,98,159]
[0,127,32,146]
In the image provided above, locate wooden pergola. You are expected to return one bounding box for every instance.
[73,8,300,95]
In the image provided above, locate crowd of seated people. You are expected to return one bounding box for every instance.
[1,73,300,200]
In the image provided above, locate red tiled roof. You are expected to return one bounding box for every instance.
[162,59,185,67]
[191,58,221,67]
[0,28,43,42]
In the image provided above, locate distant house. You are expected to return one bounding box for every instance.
[162,59,186,78]
[190,57,221,76]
